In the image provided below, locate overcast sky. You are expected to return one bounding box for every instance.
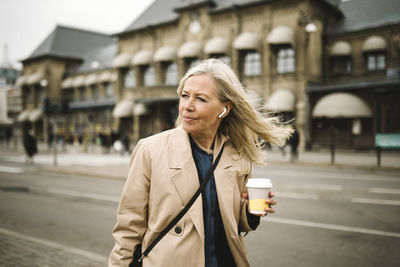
[0,0,155,70]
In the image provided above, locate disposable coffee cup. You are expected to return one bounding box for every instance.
[246,178,273,215]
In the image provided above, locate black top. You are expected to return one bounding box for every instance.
[190,137,260,267]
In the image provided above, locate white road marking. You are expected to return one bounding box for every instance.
[351,197,400,206]
[0,227,108,263]
[47,188,120,202]
[369,187,400,195]
[302,184,342,191]
[0,166,24,173]
[264,217,400,238]
[276,191,320,200]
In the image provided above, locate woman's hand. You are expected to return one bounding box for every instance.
[242,192,276,217]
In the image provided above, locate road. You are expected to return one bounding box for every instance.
[0,160,399,267]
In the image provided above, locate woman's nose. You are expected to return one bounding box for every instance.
[183,98,195,111]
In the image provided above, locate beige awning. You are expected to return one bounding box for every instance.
[61,77,74,88]
[178,41,202,58]
[28,108,43,122]
[132,50,153,65]
[16,75,28,86]
[266,26,295,47]
[133,103,148,116]
[72,76,85,88]
[154,46,176,62]
[233,32,260,50]
[204,37,230,54]
[362,36,387,52]
[312,93,372,118]
[26,72,44,85]
[17,110,31,122]
[112,100,134,118]
[264,89,296,112]
[330,41,352,56]
[98,71,114,83]
[84,73,98,86]
[113,53,133,68]
[245,90,263,110]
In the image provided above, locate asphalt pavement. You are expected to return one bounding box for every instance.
[1,142,399,180]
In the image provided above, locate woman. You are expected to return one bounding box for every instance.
[109,59,291,267]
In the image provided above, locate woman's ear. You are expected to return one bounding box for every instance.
[218,102,232,119]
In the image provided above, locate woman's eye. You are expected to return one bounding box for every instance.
[181,94,188,98]
[197,97,206,102]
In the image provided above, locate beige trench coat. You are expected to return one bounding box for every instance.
[109,126,257,267]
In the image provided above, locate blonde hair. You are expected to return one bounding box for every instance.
[177,59,292,166]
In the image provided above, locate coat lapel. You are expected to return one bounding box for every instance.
[214,143,239,236]
[169,126,204,241]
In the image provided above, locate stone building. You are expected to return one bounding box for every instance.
[18,0,400,150]
[17,25,114,143]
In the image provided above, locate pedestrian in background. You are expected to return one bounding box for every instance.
[23,130,37,164]
[109,59,292,267]
[289,125,299,162]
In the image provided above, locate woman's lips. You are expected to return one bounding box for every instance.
[183,116,196,122]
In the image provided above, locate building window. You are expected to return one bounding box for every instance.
[277,47,295,74]
[210,54,231,67]
[91,85,99,100]
[185,58,201,72]
[37,86,45,102]
[143,65,156,86]
[366,52,386,71]
[332,57,352,75]
[104,82,114,98]
[79,87,86,101]
[25,87,33,103]
[243,51,261,76]
[164,62,178,86]
[63,89,74,102]
[124,69,136,89]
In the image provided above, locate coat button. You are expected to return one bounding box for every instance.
[174,226,182,234]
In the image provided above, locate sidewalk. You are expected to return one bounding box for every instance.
[1,143,399,180]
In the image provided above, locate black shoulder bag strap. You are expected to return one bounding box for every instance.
[134,143,225,264]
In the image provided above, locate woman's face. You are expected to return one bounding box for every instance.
[179,74,226,139]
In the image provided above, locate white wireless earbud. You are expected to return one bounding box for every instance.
[218,107,227,118]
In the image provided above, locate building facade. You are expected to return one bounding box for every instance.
[18,0,400,150]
